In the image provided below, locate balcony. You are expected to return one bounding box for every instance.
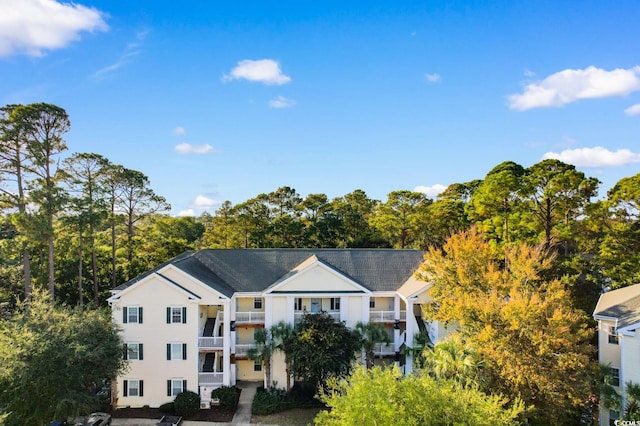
[198,337,224,351]
[234,344,252,357]
[370,310,406,322]
[235,311,265,324]
[199,372,224,386]
[372,342,396,356]
[294,310,340,323]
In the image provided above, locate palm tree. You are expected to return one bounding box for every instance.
[355,321,391,369]
[623,381,640,420]
[271,321,295,392]
[247,327,275,391]
[423,335,483,388]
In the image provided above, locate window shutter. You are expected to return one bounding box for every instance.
[138,307,143,324]
[182,307,187,323]
[123,380,128,397]
[139,343,143,360]
[123,307,128,324]
[167,344,171,360]
[123,344,128,360]
[139,380,143,397]
[167,307,171,323]
[183,379,187,393]
[167,380,171,397]
[182,343,187,360]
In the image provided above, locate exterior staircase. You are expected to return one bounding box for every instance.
[203,317,215,337]
[203,353,216,372]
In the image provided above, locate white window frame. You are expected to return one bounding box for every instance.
[608,326,619,345]
[254,298,263,309]
[169,342,184,361]
[254,360,262,371]
[369,298,376,309]
[171,379,184,397]
[330,298,340,310]
[171,307,183,323]
[127,379,141,397]
[611,368,620,387]
[294,298,302,311]
[127,306,140,323]
[126,343,141,360]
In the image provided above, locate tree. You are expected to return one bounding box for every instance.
[315,365,524,426]
[369,190,431,248]
[11,103,70,298]
[247,327,276,391]
[354,321,390,369]
[423,335,484,388]
[271,320,295,392]
[289,312,360,390]
[419,228,594,425]
[0,290,126,425]
[332,189,381,247]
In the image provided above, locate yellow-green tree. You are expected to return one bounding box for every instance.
[419,228,593,425]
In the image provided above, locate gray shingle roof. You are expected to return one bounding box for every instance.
[594,283,640,330]
[115,249,425,297]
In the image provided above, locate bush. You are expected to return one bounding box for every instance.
[211,386,241,411]
[252,387,290,415]
[174,391,200,417]
[159,401,175,414]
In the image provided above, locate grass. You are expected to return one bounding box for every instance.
[251,407,324,425]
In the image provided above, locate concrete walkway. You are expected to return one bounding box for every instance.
[230,381,260,425]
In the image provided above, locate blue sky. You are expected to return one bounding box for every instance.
[1,0,639,216]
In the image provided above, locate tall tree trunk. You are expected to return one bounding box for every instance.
[78,228,84,306]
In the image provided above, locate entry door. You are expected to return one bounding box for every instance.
[310,298,321,313]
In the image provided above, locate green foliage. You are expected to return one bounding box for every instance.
[354,321,390,369]
[159,401,176,413]
[315,365,524,426]
[173,390,200,417]
[211,386,241,411]
[0,289,126,425]
[252,387,290,415]
[289,312,361,390]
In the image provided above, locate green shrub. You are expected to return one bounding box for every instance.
[251,387,290,415]
[159,401,175,413]
[211,386,241,411]
[174,391,200,417]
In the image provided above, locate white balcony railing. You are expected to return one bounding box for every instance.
[370,310,406,322]
[199,337,224,350]
[373,343,395,355]
[199,372,223,385]
[235,311,265,324]
[294,310,340,323]
[234,344,252,356]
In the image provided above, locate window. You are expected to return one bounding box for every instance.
[167,379,187,397]
[254,298,263,309]
[369,298,376,309]
[330,298,340,310]
[609,409,620,426]
[123,306,142,324]
[611,368,620,387]
[254,360,262,371]
[124,343,143,360]
[166,306,187,324]
[166,343,187,360]
[294,298,302,311]
[608,326,619,344]
[123,379,143,397]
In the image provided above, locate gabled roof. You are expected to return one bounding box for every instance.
[114,249,425,297]
[594,283,640,330]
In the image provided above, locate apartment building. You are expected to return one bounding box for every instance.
[108,248,440,408]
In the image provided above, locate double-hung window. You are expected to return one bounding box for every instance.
[167,306,187,324]
[123,379,143,397]
[330,298,340,310]
[167,343,187,360]
[294,298,302,311]
[124,343,143,360]
[167,379,187,397]
[254,298,263,309]
[369,298,376,309]
[123,306,143,324]
[611,368,620,387]
[608,326,619,345]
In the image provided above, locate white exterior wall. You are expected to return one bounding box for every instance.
[112,276,199,408]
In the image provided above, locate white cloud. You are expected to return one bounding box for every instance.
[173,126,186,136]
[174,143,215,154]
[414,184,447,197]
[425,73,441,83]
[269,96,296,108]
[177,209,195,217]
[92,30,147,79]
[625,103,640,116]
[193,195,219,208]
[0,0,108,57]
[222,59,291,85]
[542,146,640,167]
[508,66,640,111]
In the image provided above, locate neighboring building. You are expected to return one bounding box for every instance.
[593,283,640,426]
[108,249,444,408]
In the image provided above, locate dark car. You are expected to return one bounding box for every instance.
[73,412,111,426]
